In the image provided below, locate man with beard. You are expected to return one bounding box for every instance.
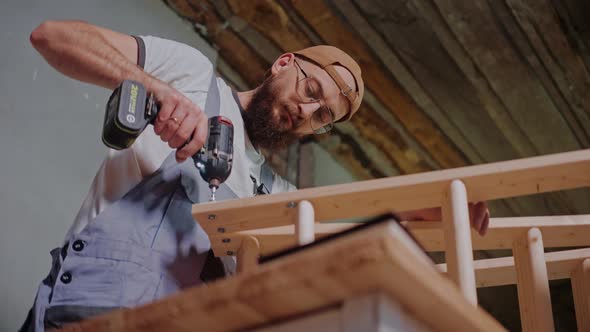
[23,21,489,330]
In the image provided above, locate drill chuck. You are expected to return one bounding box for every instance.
[193,116,234,196]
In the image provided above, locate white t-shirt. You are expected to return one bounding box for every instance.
[64,36,295,239]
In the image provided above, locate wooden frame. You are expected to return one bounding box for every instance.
[208,215,590,256]
[193,149,590,233]
[194,148,590,331]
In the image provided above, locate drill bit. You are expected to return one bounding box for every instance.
[210,186,217,201]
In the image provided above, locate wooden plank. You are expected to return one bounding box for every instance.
[512,228,554,332]
[408,0,538,158]
[236,236,260,274]
[571,258,590,332]
[296,200,315,245]
[284,0,468,169]
[495,0,590,146]
[499,0,590,215]
[253,308,341,332]
[430,0,579,154]
[194,148,590,234]
[337,0,511,165]
[442,180,477,304]
[437,248,590,288]
[59,218,506,332]
[406,0,579,218]
[554,0,590,70]
[209,215,590,256]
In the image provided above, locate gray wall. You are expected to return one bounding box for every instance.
[0,1,215,330]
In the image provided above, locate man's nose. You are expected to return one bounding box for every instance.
[299,101,321,118]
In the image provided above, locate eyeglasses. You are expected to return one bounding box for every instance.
[294,59,335,134]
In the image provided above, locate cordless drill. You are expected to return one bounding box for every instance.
[101,80,233,201]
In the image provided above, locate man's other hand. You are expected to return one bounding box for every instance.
[151,83,208,163]
[398,201,491,236]
[469,201,490,236]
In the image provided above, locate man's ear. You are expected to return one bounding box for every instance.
[271,53,295,76]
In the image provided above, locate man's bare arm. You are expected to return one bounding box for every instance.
[29,20,158,91]
[29,20,208,161]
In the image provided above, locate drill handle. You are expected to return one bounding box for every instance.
[146,93,160,125]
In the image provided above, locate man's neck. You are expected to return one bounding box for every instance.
[236,89,256,113]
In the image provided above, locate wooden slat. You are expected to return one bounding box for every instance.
[209,215,590,256]
[554,0,590,69]
[437,248,590,288]
[284,0,468,169]
[512,228,554,332]
[408,0,538,158]
[431,0,579,154]
[503,0,590,146]
[59,218,505,332]
[236,236,260,274]
[336,0,506,165]
[571,258,590,332]
[442,180,477,304]
[194,149,590,234]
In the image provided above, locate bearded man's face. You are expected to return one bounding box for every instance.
[242,75,302,150]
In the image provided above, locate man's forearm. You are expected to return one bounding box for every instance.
[30,20,158,91]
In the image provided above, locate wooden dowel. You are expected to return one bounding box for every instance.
[513,228,554,332]
[572,258,590,332]
[236,236,260,274]
[296,200,315,246]
[442,179,477,304]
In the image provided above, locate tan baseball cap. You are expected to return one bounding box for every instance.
[294,45,364,122]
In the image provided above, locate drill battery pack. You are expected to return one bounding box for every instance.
[102,80,156,150]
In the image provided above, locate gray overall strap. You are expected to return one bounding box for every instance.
[203,72,221,117]
[260,162,274,194]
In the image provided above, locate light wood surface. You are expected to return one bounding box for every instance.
[296,200,315,245]
[194,149,590,234]
[236,236,260,274]
[442,180,477,304]
[209,215,590,257]
[571,258,590,332]
[512,228,554,331]
[58,218,505,332]
[438,247,590,287]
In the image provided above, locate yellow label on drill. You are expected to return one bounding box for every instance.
[127,84,138,123]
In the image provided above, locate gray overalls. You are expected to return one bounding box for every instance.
[20,76,274,331]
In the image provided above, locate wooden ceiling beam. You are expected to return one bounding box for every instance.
[501,0,590,146]
[330,0,484,166]
[429,0,579,154]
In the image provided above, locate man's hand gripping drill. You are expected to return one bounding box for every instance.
[101,80,233,201]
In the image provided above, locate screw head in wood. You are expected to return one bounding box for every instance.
[287,201,297,208]
[217,227,225,233]
[222,238,231,243]
[226,250,234,256]
[208,214,216,220]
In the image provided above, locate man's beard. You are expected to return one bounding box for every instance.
[243,76,300,150]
